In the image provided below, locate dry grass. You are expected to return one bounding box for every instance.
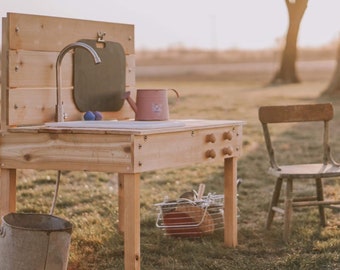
[14,50,340,269]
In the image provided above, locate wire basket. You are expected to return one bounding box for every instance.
[155,193,224,237]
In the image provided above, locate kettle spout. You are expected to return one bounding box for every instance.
[122,91,138,113]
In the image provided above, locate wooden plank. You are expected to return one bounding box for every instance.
[8,13,134,54]
[7,87,135,126]
[283,179,293,243]
[268,163,340,178]
[8,88,74,126]
[11,120,244,135]
[259,103,333,124]
[8,50,72,88]
[8,49,134,90]
[8,50,135,95]
[0,132,133,173]
[224,157,238,247]
[4,13,136,127]
[292,200,340,207]
[0,123,243,173]
[1,17,9,130]
[123,173,140,270]
[126,55,136,87]
[133,126,242,172]
[0,169,17,219]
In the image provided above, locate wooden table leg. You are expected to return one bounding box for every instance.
[0,169,17,220]
[122,173,141,270]
[224,157,238,247]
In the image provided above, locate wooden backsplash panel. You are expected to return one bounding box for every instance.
[8,88,62,125]
[8,13,135,53]
[7,86,136,126]
[2,13,135,127]
[8,50,72,88]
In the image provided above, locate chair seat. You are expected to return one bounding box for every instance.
[268,163,340,178]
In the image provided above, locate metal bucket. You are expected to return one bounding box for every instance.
[0,213,73,270]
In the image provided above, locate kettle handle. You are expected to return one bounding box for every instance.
[168,88,180,99]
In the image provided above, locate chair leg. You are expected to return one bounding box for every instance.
[315,178,326,226]
[266,177,283,230]
[283,179,293,243]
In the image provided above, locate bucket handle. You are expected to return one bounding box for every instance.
[0,225,6,238]
[50,170,62,215]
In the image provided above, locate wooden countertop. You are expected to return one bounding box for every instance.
[8,119,245,135]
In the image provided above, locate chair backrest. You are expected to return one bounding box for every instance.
[258,103,334,169]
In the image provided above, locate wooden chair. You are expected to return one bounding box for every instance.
[258,103,340,243]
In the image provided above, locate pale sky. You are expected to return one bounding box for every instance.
[1,0,339,50]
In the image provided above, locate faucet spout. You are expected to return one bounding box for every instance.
[56,42,101,122]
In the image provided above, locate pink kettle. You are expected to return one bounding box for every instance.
[122,89,179,121]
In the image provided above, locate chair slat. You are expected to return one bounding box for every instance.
[259,103,333,123]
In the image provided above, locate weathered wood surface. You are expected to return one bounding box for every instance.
[259,103,340,243]
[0,122,243,173]
[1,13,244,270]
[7,13,134,53]
[2,13,136,127]
[0,131,133,172]
[259,103,333,123]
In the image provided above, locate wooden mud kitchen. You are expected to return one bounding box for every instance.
[1,13,244,269]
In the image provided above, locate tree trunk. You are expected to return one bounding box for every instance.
[323,39,340,95]
[271,0,308,85]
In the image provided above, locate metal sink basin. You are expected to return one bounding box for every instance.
[44,120,186,130]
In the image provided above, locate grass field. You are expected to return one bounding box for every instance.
[14,50,340,269]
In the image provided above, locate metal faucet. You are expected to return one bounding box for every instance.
[56,42,101,122]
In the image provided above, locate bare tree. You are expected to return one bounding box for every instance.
[323,38,340,95]
[271,0,308,85]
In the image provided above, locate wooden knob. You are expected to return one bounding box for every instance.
[223,131,233,141]
[206,133,216,143]
[205,149,216,159]
[222,146,233,156]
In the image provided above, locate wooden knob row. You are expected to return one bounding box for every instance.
[204,130,234,159]
[205,146,234,159]
[206,131,233,143]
